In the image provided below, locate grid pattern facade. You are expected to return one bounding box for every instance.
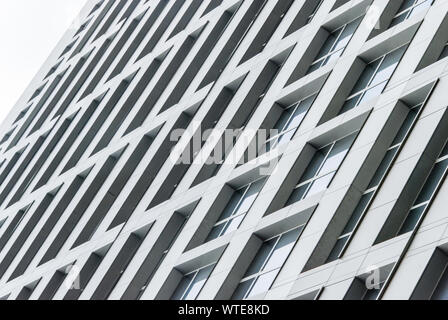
[1,0,448,300]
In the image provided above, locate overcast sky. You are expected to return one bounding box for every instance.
[0,0,87,126]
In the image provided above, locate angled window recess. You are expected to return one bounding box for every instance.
[93,0,128,42]
[53,37,114,118]
[198,0,267,90]
[239,0,294,64]
[30,52,91,132]
[390,0,434,28]
[118,0,140,23]
[0,149,26,191]
[74,18,92,37]
[91,227,151,300]
[91,50,168,155]
[159,8,236,114]
[7,113,78,207]
[10,173,90,281]
[171,263,217,300]
[124,31,201,135]
[64,250,107,300]
[338,45,407,115]
[202,0,223,17]
[326,103,424,263]
[61,73,136,173]
[59,38,78,59]
[28,82,47,103]
[0,190,58,279]
[0,135,48,206]
[34,94,106,191]
[39,150,125,266]
[79,21,135,99]
[148,84,243,210]
[16,280,41,301]
[0,127,16,146]
[106,1,169,80]
[122,203,197,300]
[13,105,31,124]
[193,56,287,186]
[397,143,448,236]
[287,16,362,85]
[136,0,188,60]
[344,265,393,300]
[232,227,303,300]
[88,0,105,17]
[39,265,73,300]
[73,129,159,248]
[69,0,116,59]
[261,94,316,155]
[284,0,324,37]
[109,113,194,230]
[7,70,66,150]
[43,60,62,80]
[0,204,32,254]
[206,178,266,243]
[168,0,203,39]
[287,133,357,206]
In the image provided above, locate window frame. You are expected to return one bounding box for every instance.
[390,0,434,27]
[171,262,217,300]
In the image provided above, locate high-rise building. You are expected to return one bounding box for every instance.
[0,0,448,300]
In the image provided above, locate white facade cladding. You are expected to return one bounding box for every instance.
[2,0,448,300]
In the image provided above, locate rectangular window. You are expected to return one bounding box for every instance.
[390,0,434,27]
[287,133,357,205]
[398,146,448,235]
[206,178,266,242]
[263,94,315,153]
[285,0,324,37]
[306,17,361,75]
[327,103,423,262]
[339,45,407,115]
[232,227,303,300]
[171,263,216,300]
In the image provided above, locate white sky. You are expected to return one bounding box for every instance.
[0,0,87,126]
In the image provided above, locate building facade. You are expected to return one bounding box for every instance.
[0,0,448,300]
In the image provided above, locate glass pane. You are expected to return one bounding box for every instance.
[316,31,340,60]
[285,97,313,130]
[326,235,350,262]
[182,264,215,300]
[332,18,360,52]
[408,0,432,19]
[392,105,422,145]
[398,205,426,235]
[351,59,382,94]
[300,145,332,181]
[245,238,277,277]
[307,60,323,74]
[286,183,310,205]
[274,106,296,132]
[221,214,245,236]
[276,130,296,146]
[246,270,279,298]
[368,147,399,189]
[340,94,361,114]
[397,0,417,12]
[171,273,195,300]
[263,228,301,271]
[431,266,448,300]
[234,179,265,215]
[342,191,374,234]
[415,159,448,204]
[305,172,334,199]
[440,141,448,158]
[319,134,355,176]
[232,278,255,300]
[206,222,227,242]
[323,48,344,66]
[219,189,246,221]
[369,46,406,87]
[357,82,387,105]
[363,284,383,300]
